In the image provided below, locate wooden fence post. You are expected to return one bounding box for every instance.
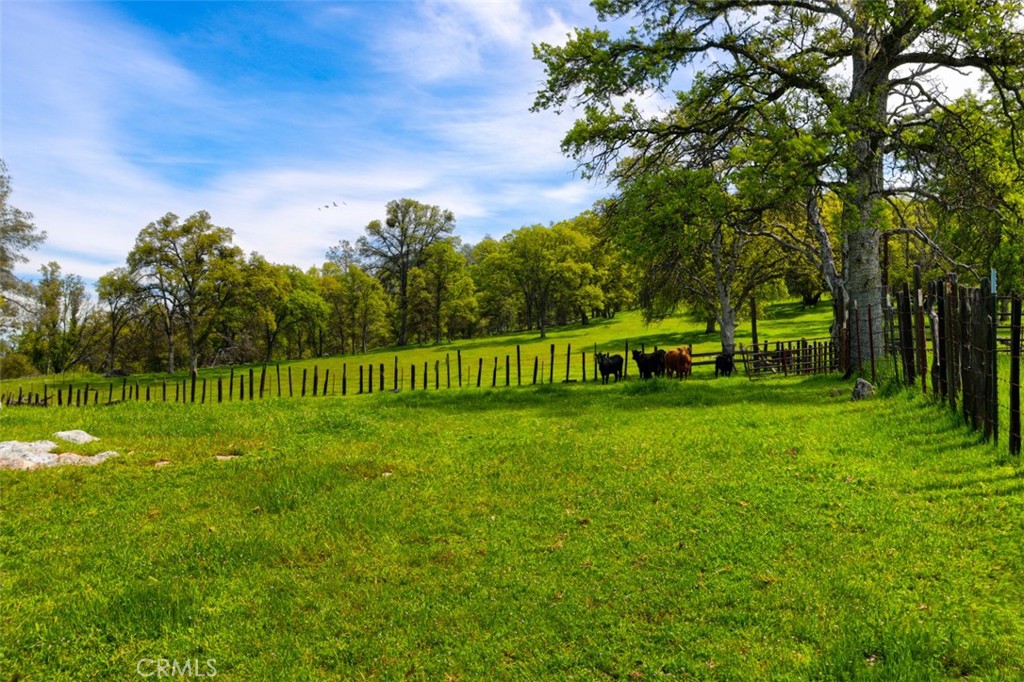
[492,357,498,387]
[477,358,483,388]
[277,364,282,397]
[565,344,572,383]
[516,346,521,386]
[436,360,441,390]
[505,356,510,387]
[313,365,320,396]
[944,276,957,410]
[1009,296,1021,456]
[260,365,267,399]
[550,344,555,384]
[379,363,384,393]
[446,354,451,389]
[359,365,364,394]
[867,304,877,384]
[853,301,863,375]
[301,368,307,397]
[988,271,999,445]
[914,265,928,393]
[457,350,463,387]
[582,351,587,382]
[342,364,347,396]
[533,356,539,385]
[411,364,416,390]
[218,377,223,403]
[249,368,255,400]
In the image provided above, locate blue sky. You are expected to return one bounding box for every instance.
[2,1,615,282]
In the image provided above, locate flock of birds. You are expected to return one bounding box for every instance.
[317,200,346,211]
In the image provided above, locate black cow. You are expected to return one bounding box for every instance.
[595,352,624,384]
[652,349,667,377]
[714,353,735,378]
[631,349,664,379]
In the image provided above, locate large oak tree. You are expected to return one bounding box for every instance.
[357,198,455,346]
[534,0,1024,365]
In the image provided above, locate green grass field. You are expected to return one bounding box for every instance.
[2,303,1022,680]
[1,304,834,402]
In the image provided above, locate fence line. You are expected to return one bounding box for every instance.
[6,292,1019,459]
[891,269,1022,457]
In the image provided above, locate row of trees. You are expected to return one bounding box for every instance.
[1,190,655,377]
[5,2,1024,378]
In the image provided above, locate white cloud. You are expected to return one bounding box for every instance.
[4,1,608,284]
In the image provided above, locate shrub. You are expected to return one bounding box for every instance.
[0,352,38,379]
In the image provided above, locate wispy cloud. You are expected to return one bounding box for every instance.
[3,1,607,283]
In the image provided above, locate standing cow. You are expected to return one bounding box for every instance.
[631,349,663,379]
[715,353,735,378]
[665,347,692,379]
[595,352,624,384]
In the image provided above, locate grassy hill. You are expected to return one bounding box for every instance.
[2,302,834,401]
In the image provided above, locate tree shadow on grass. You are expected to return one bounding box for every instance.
[375,374,850,418]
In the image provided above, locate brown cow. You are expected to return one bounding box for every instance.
[664,346,692,379]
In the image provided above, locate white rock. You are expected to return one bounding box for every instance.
[53,430,99,444]
[0,440,118,470]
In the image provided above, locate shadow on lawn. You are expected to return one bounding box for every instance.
[377,374,850,417]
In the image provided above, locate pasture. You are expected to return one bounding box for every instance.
[2,382,1023,679]
[2,302,1022,679]
[0,304,834,403]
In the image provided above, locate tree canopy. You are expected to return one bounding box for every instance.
[533,0,1024,363]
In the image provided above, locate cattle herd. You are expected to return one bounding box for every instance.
[594,347,735,384]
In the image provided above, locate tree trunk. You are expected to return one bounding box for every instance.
[750,297,759,350]
[187,324,199,379]
[843,44,888,370]
[718,299,737,355]
[704,317,716,334]
[166,318,176,374]
[806,189,849,351]
[398,271,409,346]
[711,227,737,354]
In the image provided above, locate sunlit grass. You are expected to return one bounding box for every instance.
[1,372,1021,680]
[1,301,834,401]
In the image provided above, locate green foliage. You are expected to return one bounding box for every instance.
[533,0,1024,363]
[18,262,102,373]
[0,159,45,302]
[128,211,243,375]
[357,198,456,346]
[606,167,789,351]
[0,351,36,378]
